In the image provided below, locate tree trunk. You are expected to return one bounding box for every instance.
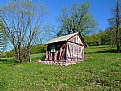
[27,47,31,62]
[116,0,120,53]
[116,28,120,52]
[18,42,22,63]
[26,45,31,62]
[15,47,21,63]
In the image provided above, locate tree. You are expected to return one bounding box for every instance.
[0,1,48,63]
[108,0,121,52]
[57,2,97,36]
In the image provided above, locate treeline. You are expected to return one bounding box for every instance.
[1,44,46,58]
[1,27,121,58]
[84,28,121,46]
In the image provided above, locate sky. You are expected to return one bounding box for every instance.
[0,0,116,31]
[41,0,115,32]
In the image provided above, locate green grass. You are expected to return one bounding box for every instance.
[0,45,121,91]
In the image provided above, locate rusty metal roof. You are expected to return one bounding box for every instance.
[45,32,79,45]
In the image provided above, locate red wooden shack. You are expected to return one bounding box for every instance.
[45,32,85,65]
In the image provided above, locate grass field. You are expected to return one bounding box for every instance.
[0,45,121,91]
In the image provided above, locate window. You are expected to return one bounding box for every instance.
[51,45,55,52]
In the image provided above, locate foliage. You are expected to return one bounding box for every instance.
[0,50,15,58]
[0,45,121,90]
[30,44,46,54]
[104,27,117,46]
[57,2,97,36]
[84,31,110,46]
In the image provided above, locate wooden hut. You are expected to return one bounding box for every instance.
[45,32,85,65]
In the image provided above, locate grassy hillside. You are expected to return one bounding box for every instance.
[0,45,121,91]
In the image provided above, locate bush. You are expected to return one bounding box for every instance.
[30,44,46,54]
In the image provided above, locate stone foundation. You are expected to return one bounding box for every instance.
[36,59,84,66]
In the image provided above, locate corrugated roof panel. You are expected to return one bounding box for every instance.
[45,32,79,45]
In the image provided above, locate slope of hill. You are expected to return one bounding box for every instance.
[0,45,121,90]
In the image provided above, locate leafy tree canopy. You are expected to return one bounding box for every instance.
[57,2,97,36]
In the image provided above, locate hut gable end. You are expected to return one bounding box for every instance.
[68,34,83,46]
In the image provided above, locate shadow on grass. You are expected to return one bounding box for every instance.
[0,58,17,64]
[96,49,118,53]
[86,49,119,54]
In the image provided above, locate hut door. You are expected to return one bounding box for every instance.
[52,52,54,61]
[57,50,60,60]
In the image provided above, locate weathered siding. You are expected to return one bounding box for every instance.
[59,44,66,62]
[66,42,84,63]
